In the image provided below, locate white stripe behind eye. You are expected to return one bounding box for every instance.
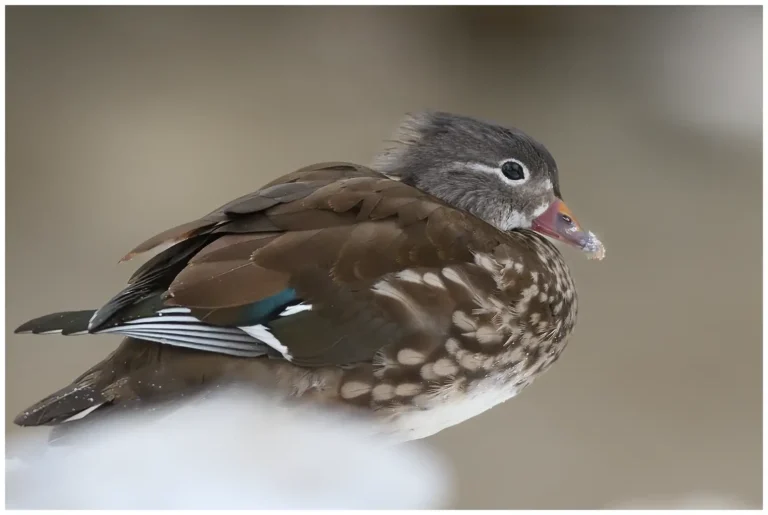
[460,160,531,186]
[462,162,500,175]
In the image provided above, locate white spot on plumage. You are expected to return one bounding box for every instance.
[397,349,426,365]
[516,284,540,314]
[452,311,476,332]
[340,381,371,399]
[372,281,421,313]
[513,262,524,274]
[420,364,439,381]
[396,270,423,284]
[433,359,458,377]
[441,267,466,287]
[445,338,461,355]
[422,272,445,289]
[475,326,502,345]
[475,253,498,273]
[459,353,485,371]
[395,383,422,396]
[372,384,395,401]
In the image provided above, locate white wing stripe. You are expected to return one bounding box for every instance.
[119,332,266,357]
[157,307,193,314]
[239,325,293,360]
[123,316,200,325]
[121,328,255,344]
[279,304,313,317]
[97,323,250,337]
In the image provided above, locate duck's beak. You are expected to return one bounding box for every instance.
[531,199,605,260]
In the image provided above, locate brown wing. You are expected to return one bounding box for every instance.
[120,162,378,262]
[91,161,506,367]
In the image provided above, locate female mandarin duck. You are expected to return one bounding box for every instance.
[15,111,604,442]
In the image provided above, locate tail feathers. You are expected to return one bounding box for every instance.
[13,337,159,430]
[15,310,96,336]
[14,374,105,427]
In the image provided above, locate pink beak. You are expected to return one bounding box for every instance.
[531,199,605,260]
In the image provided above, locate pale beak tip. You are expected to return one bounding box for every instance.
[583,231,606,261]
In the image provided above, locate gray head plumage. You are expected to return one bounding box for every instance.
[372,111,563,233]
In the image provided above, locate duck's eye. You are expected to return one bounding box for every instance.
[501,160,526,181]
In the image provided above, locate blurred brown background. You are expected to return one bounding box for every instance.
[6,6,762,509]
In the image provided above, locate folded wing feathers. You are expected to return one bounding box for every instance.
[91,307,303,359]
[120,168,350,262]
[77,163,482,367]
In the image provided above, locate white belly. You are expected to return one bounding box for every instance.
[383,379,521,442]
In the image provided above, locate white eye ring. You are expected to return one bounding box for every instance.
[499,159,528,183]
[459,159,531,186]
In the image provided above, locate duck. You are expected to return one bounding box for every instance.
[14,111,604,443]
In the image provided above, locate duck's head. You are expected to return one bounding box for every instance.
[373,111,605,260]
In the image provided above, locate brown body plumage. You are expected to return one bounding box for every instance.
[14,112,601,442]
